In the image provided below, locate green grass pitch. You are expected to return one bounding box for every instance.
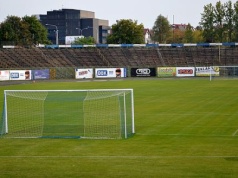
[0,78,238,177]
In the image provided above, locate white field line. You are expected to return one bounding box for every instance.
[147,126,238,128]
[136,133,236,137]
[232,129,238,136]
[139,113,234,116]
[0,155,238,159]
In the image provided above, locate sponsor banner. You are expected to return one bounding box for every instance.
[95,68,127,78]
[9,70,31,80]
[75,68,93,79]
[0,70,10,81]
[32,69,50,80]
[176,67,195,77]
[65,36,83,45]
[196,67,219,76]
[131,68,156,77]
[157,67,176,77]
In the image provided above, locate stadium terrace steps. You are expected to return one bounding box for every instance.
[1,46,238,69]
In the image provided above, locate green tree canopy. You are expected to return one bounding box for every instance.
[183,23,194,43]
[0,15,50,46]
[224,0,234,42]
[22,16,49,45]
[152,15,171,43]
[200,3,215,42]
[0,16,23,45]
[72,36,95,45]
[214,1,225,42]
[233,1,238,41]
[193,28,204,43]
[200,0,237,42]
[107,19,144,44]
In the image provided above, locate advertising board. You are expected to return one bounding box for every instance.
[95,68,127,78]
[65,36,83,45]
[176,67,195,77]
[32,69,50,80]
[75,68,93,79]
[9,70,31,80]
[196,67,219,76]
[0,70,10,81]
[157,67,176,77]
[131,68,156,77]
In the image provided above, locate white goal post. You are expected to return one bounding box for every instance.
[0,89,135,139]
[210,66,238,81]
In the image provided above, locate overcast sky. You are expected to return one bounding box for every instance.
[0,0,236,28]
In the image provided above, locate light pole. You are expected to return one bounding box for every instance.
[75,27,88,36]
[86,26,98,44]
[46,24,59,45]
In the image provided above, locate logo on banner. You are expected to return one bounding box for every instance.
[97,70,108,76]
[79,71,88,75]
[136,69,151,75]
[11,73,19,78]
[178,69,193,74]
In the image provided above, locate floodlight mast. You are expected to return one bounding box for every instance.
[86,26,98,44]
[75,27,88,36]
[76,26,98,43]
[46,24,59,45]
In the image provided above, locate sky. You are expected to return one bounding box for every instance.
[0,0,236,28]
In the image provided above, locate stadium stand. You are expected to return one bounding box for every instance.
[0,43,238,69]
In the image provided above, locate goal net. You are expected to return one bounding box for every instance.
[0,89,134,139]
[209,66,238,81]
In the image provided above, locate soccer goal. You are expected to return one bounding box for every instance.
[209,66,238,81]
[0,89,135,139]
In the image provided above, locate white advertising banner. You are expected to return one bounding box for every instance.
[176,67,195,77]
[9,70,31,80]
[95,68,127,78]
[75,68,93,79]
[196,67,219,76]
[0,70,10,81]
[65,36,83,45]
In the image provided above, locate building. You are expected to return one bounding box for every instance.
[144,28,152,44]
[172,24,188,31]
[39,9,110,44]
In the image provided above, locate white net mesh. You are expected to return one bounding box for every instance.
[1,90,134,139]
[4,91,48,138]
[83,91,122,139]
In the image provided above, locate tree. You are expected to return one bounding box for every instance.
[183,23,194,43]
[200,0,237,43]
[0,15,50,46]
[107,19,144,44]
[193,28,204,43]
[0,16,23,45]
[224,0,234,42]
[152,15,171,43]
[22,16,49,45]
[233,1,238,41]
[72,36,95,45]
[170,29,184,43]
[200,3,216,42]
[214,1,225,42]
